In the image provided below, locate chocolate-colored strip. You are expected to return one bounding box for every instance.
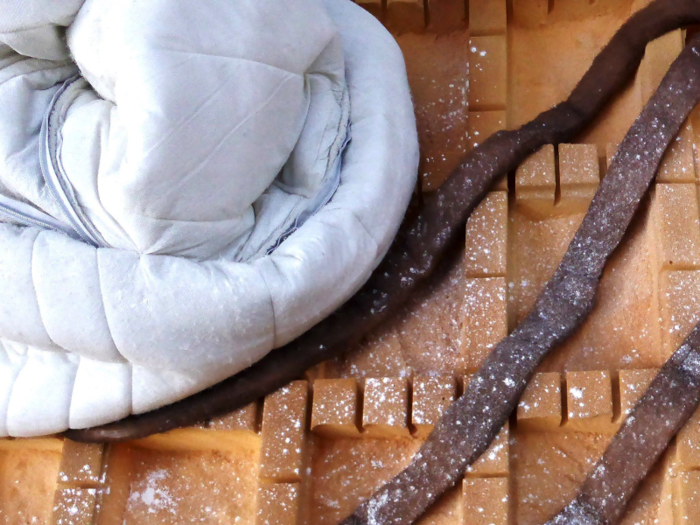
[341,29,700,525]
[66,0,700,445]
[546,324,700,525]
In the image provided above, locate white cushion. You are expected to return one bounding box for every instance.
[0,0,418,436]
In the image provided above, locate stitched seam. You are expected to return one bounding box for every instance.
[127,210,253,225]
[257,262,278,349]
[29,231,64,350]
[161,74,299,197]
[157,47,305,78]
[126,72,248,164]
[94,249,127,362]
[4,350,28,434]
[344,207,381,259]
[127,360,134,417]
[63,353,80,430]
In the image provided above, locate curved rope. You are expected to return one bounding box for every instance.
[342,7,700,525]
[69,0,700,445]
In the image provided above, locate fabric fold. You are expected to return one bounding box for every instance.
[0,0,418,436]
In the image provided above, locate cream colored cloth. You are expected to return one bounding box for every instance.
[0,0,418,436]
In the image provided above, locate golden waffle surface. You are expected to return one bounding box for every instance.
[4,1,700,523]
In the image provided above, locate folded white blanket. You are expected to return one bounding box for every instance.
[0,0,418,436]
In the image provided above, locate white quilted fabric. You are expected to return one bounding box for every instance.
[0,0,418,436]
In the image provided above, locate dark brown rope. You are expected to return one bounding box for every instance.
[546,324,700,525]
[342,21,700,525]
[67,0,700,445]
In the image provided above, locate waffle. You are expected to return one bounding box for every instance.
[3,0,700,523]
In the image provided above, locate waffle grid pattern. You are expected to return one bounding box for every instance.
[3,0,700,523]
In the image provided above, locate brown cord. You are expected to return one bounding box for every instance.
[341,18,700,525]
[68,0,700,445]
[546,324,700,525]
[66,2,700,524]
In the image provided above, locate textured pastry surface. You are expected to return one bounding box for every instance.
[5,0,700,523]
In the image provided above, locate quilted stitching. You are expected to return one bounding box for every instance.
[0,0,418,436]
